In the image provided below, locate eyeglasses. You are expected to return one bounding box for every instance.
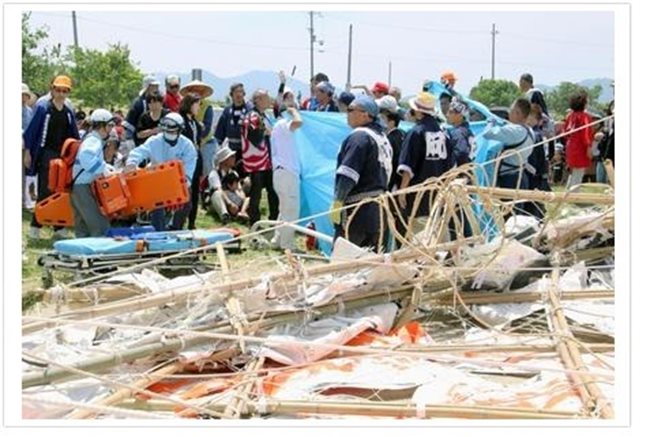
[53,87,70,94]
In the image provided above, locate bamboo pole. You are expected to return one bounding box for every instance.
[255,399,582,419]
[115,398,581,419]
[466,185,614,205]
[431,290,613,306]
[545,261,615,419]
[222,356,265,419]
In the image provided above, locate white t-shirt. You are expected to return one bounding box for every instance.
[270,118,300,175]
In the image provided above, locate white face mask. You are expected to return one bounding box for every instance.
[163,130,180,146]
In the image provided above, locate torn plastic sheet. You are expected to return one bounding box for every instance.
[460,237,545,290]
[256,303,398,365]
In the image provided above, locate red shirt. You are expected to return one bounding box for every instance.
[564,111,593,169]
[164,92,181,113]
[241,110,272,173]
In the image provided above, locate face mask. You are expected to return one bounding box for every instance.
[163,130,179,146]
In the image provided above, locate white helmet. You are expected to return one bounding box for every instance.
[159,112,184,132]
[159,112,184,146]
[89,108,114,125]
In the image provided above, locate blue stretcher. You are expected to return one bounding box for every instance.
[38,228,241,286]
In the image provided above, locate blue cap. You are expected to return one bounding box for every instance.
[338,91,355,106]
[349,95,379,117]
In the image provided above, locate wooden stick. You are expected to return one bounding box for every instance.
[222,356,265,419]
[430,290,614,306]
[466,186,614,205]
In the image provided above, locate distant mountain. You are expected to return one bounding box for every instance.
[538,78,614,103]
[152,70,312,103]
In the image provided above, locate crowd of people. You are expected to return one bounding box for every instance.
[21,70,615,252]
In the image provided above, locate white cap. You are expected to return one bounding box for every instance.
[376,95,399,114]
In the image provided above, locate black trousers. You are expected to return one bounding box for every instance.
[334,202,383,253]
[247,169,279,225]
[30,148,63,230]
[187,153,203,229]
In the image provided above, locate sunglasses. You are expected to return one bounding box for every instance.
[347,108,363,113]
[53,87,70,94]
[168,84,180,89]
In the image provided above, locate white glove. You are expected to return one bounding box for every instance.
[103,164,116,177]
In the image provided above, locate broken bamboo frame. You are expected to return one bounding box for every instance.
[466,186,614,205]
[545,261,615,419]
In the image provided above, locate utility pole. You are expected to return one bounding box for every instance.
[388,61,392,86]
[346,24,353,91]
[490,23,498,80]
[72,11,79,48]
[309,11,315,80]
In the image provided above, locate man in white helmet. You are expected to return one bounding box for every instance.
[125,112,197,231]
[70,108,116,237]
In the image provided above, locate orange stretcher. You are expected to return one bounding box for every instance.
[120,160,190,216]
[34,192,75,227]
[35,160,189,227]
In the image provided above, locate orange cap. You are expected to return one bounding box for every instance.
[52,75,72,89]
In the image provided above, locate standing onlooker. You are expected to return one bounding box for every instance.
[301,72,329,110]
[123,75,160,141]
[330,96,392,252]
[483,98,535,191]
[180,80,216,177]
[397,92,453,217]
[179,93,203,230]
[241,89,279,225]
[445,97,475,167]
[519,73,549,115]
[70,109,115,238]
[125,113,197,231]
[163,74,182,113]
[135,91,168,146]
[596,100,615,183]
[523,104,551,219]
[215,82,253,176]
[270,101,303,251]
[563,91,593,188]
[337,91,356,113]
[313,81,339,112]
[23,75,80,239]
[376,95,404,192]
[22,83,36,210]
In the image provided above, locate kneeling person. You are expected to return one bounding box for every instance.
[70,109,115,237]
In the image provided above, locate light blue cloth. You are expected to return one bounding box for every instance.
[126,133,197,186]
[73,131,106,185]
[22,105,33,132]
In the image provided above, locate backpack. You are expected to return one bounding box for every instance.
[47,138,82,193]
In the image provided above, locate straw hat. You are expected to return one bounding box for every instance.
[408,92,437,116]
[180,80,213,99]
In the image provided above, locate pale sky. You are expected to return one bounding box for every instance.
[25,8,614,96]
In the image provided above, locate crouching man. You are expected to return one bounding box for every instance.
[125,112,197,231]
[70,109,116,237]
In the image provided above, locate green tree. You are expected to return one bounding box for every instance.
[68,44,143,109]
[546,82,603,119]
[22,12,56,95]
[469,79,521,108]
